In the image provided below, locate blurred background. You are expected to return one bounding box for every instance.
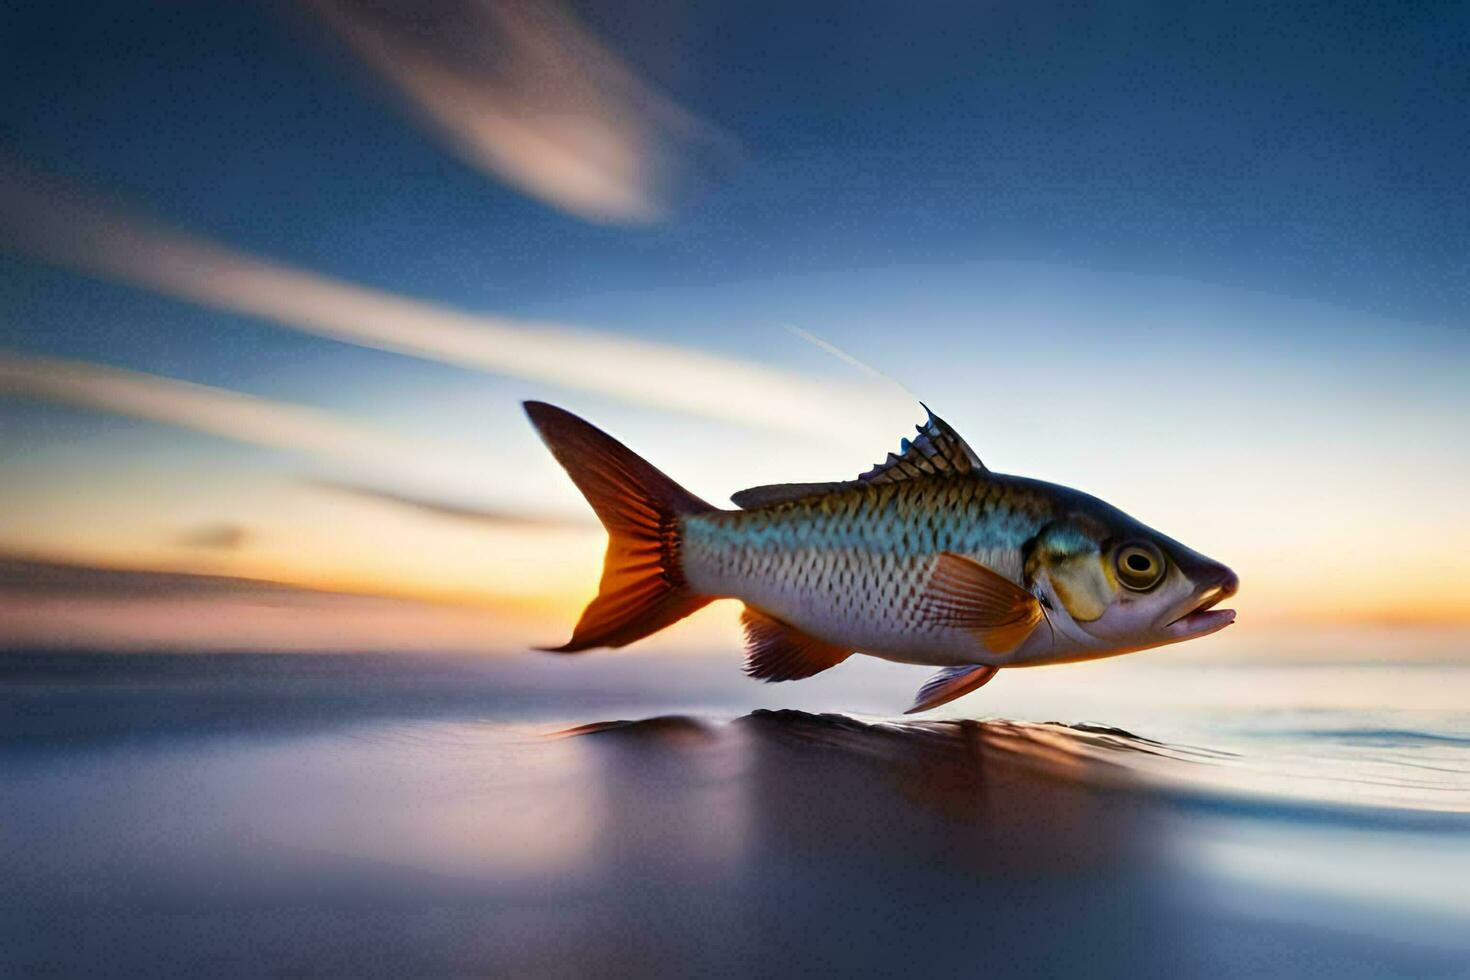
[2,1,1466,658]
[3,5,1470,975]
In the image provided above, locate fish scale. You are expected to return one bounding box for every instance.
[682,476,1056,665]
[525,400,1238,712]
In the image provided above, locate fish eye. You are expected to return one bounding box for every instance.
[1115,542,1165,591]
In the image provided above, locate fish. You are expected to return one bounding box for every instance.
[524,401,1238,713]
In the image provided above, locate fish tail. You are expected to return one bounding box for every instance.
[524,402,714,652]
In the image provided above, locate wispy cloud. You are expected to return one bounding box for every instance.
[0,552,552,653]
[307,0,732,223]
[0,553,336,601]
[175,523,251,551]
[0,348,488,487]
[308,479,594,528]
[0,159,902,438]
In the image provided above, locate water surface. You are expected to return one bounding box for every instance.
[2,650,1467,976]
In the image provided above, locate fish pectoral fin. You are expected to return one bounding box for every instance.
[920,552,1044,654]
[905,664,1000,714]
[740,607,852,682]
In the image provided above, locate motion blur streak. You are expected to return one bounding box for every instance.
[308,0,730,224]
[308,479,595,528]
[0,349,487,486]
[0,159,897,438]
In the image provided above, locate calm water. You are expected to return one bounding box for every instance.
[2,649,1468,977]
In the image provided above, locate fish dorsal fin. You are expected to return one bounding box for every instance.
[920,552,1043,654]
[730,482,851,509]
[730,406,984,509]
[859,404,986,485]
[740,606,852,681]
[905,664,1000,714]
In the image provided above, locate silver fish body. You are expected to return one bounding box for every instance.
[525,401,1238,712]
[682,476,1054,666]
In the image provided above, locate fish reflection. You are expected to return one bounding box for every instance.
[564,710,1176,975]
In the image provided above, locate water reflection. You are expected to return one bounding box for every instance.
[552,711,1467,977]
[4,663,1469,976]
[566,712,1186,976]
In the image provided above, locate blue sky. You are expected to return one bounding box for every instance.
[5,2,1468,326]
[1,1,1466,648]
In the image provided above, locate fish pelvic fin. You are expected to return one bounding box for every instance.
[524,402,715,652]
[920,552,1044,654]
[905,664,1000,714]
[740,606,852,681]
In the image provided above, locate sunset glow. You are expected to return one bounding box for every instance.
[2,4,1466,654]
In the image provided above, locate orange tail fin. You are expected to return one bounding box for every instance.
[524,402,715,652]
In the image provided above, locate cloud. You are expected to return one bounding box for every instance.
[306,0,731,223]
[308,479,594,528]
[0,348,487,487]
[0,552,551,653]
[0,553,333,601]
[0,550,551,613]
[176,523,251,551]
[0,158,903,439]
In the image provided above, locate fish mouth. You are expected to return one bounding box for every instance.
[1163,570,1239,638]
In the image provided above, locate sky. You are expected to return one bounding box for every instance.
[1,1,1467,654]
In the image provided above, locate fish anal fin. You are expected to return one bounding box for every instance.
[905,665,1000,713]
[740,607,851,682]
[921,552,1043,654]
